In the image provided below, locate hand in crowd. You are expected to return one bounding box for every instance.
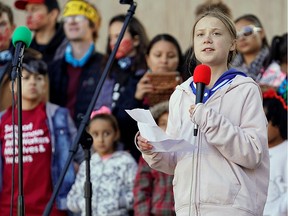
[136,133,153,151]
[135,72,155,100]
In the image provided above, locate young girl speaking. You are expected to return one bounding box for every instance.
[136,10,269,216]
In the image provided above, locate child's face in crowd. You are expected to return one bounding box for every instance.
[235,19,263,55]
[88,119,118,156]
[146,40,179,73]
[64,15,93,42]
[20,69,46,102]
[157,112,169,131]
[267,121,281,148]
[193,16,235,67]
[109,21,137,59]
[0,12,14,51]
[25,4,50,31]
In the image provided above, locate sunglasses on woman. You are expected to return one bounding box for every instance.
[237,25,261,38]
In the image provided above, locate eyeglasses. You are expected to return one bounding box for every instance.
[62,15,87,24]
[236,25,261,39]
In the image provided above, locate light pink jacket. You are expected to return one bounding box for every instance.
[140,75,269,216]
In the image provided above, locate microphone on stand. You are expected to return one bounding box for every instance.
[10,26,32,216]
[193,64,211,136]
[11,26,32,81]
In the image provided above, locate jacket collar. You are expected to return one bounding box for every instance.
[189,68,247,103]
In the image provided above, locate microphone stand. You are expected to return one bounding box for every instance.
[11,43,26,216]
[43,2,137,215]
[79,131,93,216]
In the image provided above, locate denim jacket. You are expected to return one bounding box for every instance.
[0,102,82,210]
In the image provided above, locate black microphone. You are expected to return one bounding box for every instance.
[11,26,32,81]
[193,64,211,136]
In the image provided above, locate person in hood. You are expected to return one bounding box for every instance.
[14,0,67,64]
[136,10,269,216]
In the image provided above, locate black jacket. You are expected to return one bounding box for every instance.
[48,51,104,127]
[30,23,67,64]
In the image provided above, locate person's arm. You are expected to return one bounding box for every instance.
[135,86,182,174]
[133,157,153,216]
[66,162,85,213]
[191,83,268,169]
[135,133,177,175]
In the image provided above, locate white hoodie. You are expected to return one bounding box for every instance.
[140,75,269,216]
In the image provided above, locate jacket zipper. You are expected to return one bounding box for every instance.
[194,131,202,216]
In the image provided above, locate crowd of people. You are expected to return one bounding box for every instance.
[0,0,287,215]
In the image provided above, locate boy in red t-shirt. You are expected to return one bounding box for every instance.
[0,49,81,215]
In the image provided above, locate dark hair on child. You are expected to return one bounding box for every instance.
[267,33,287,65]
[263,89,287,140]
[88,113,118,131]
[87,113,120,148]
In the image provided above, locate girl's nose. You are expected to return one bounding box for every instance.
[203,34,212,43]
[28,76,38,84]
[98,135,105,142]
[160,55,168,63]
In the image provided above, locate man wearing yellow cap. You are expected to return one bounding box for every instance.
[48,0,104,129]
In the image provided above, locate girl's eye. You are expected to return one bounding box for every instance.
[213,32,221,36]
[103,131,111,137]
[36,75,45,80]
[153,53,161,58]
[168,54,177,58]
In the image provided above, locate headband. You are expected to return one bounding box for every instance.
[63,0,101,28]
[263,88,287,110]
[90,106,112,119]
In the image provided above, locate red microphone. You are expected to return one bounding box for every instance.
[193,64,211,136]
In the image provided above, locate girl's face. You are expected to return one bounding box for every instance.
[193,16,235,67]
[146,40,179,73]
[235,19,264,55]
[88,119,118,156]
[267,120,281,148]
[157,112,169,131]
[109,21,137,59]
[20,70,46,102]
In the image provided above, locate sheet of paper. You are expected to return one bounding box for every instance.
[126,109,196,152]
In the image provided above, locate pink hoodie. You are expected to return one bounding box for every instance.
[139,75,269,216]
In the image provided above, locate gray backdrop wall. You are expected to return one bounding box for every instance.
[6,0,288,53]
